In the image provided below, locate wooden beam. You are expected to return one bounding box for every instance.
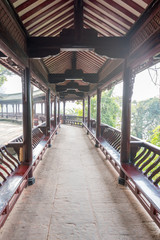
[49,70,98,84]
[59,90,84,98]
[27,32,128,58]
[56,82,89,92]
[0,51,7,58]
[74,0,83,40]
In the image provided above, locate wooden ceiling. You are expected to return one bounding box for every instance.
[5,0,156,99]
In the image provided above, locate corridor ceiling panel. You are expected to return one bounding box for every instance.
[6,0,155,99]
[9,0,152,37]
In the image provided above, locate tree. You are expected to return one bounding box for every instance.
[0,65,12,87]
[101,89,121,128]
[131,98,160,140]
[73,88,121,128]
[150,125,160,147]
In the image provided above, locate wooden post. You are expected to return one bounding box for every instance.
[87,95,90,130]
[119,59,134,185]
[82,98,85,123]
[54,95,57,128]
[12,104,14,117]
[23,67,35,186]
[46,89,51,146]
[96,88,101,147]
[46,89,51,135]
[58,99,60,124]
[63,99,65,124]
[6,104,8,118]
[16,104,18,119]
[41,102,43,114]
[1,104,3,117]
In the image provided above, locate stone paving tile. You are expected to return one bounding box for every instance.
[0,125,160,240]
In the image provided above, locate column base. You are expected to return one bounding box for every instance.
[48,143,52,148]
[118,176,126,186]
[28,177,35,186]
[95,142,99,148]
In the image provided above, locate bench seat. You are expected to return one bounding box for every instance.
[0,164,30,227]
[122,163,160,226]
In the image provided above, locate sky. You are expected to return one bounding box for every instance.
[113,63,160,101]
[0,63,160,102]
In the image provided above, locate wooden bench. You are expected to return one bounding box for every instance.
[0,123,60,228]
[83,123,160,228]
[0,162,31,227]
[122,163,160,227]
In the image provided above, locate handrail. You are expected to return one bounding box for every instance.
[84,118,160,188]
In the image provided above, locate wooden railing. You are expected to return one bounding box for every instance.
[65,115,83,126]
[83,118,160,228]
[0,120,60,228]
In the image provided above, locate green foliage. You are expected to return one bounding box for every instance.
[74,88,121,128]
[150,125,160,147]
[91,95,97,119]
[101,90,121,128]
[131,98,160,140]
[0,65,12,87]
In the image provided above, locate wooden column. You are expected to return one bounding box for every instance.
[16,104,18,119]
[1,104,3,117]
[12,104,14,117]
[23,67,35,186]
[58,99,60,124]
[41,102,43,114]
[87,95,90,129]
[96,88,101,147]
[82,98,85,123]
[54,95,57,128]
[46,89,51,147]
[46,89,51,134]
[6,104,8,118]
[119,60,134,185]
[63,99,65,124]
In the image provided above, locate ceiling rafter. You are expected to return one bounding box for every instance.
[84,11,123,36]
[84,4,128,34]
[31,14,74,36]
[84,0,133,28]
[27,3,74,33]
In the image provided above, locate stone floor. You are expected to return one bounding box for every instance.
[0,125,160,240]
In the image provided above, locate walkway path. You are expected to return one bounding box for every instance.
[0,125,159,240]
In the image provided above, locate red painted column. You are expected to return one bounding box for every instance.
[96,88,101,147]
[82,98,85,123]
[23,67,35,186]
[87,95,90,129]
[54,95,57,128]
[119,59,134,185]
[63,99,65,124]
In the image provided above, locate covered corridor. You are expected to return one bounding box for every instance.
[0,125,159,240]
